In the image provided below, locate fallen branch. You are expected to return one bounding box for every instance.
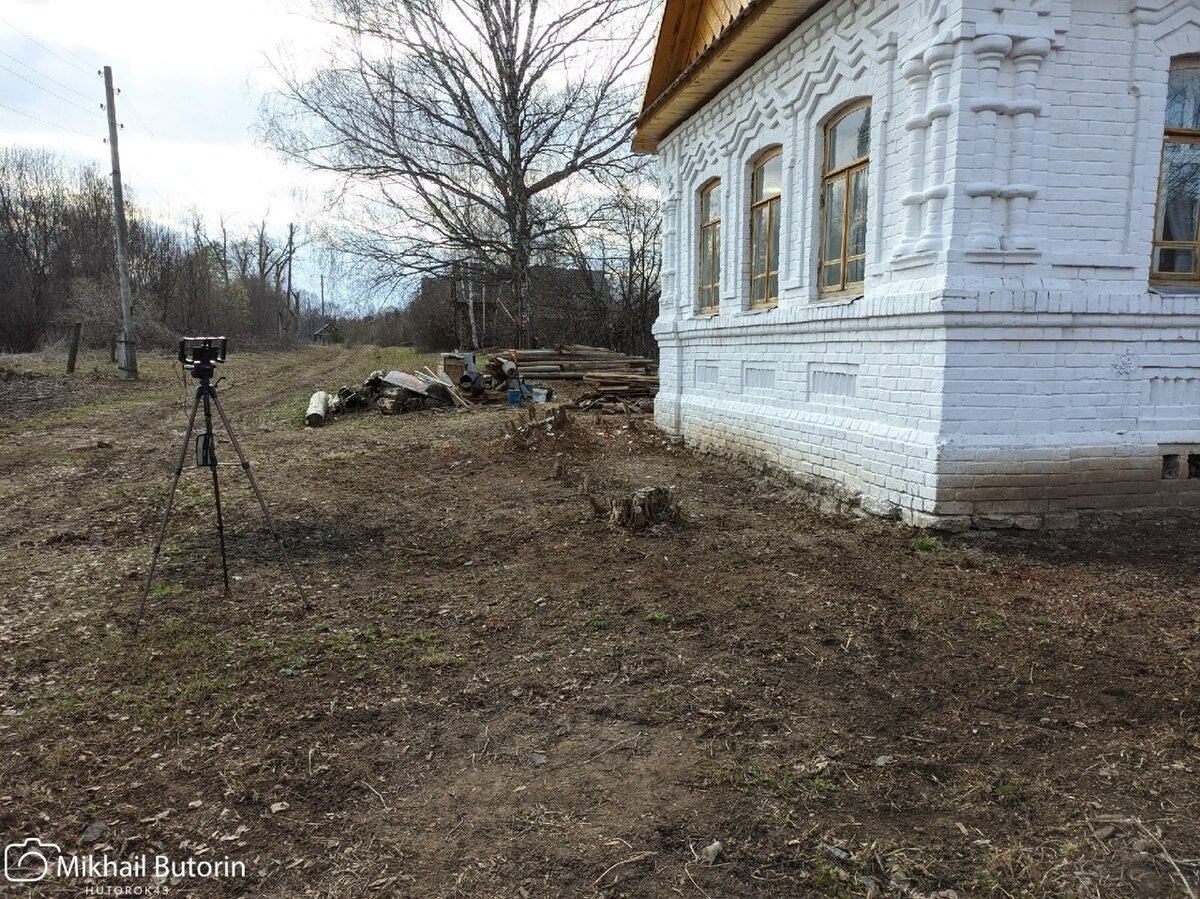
[1128,818,1199,899]
[594,851,656,886]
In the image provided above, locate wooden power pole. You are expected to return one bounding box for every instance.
[284,223,294,338]
[104,65,137,380]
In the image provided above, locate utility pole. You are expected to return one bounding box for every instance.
[320,273,325,320]
[284,223,294,338]
[104,65,137,380]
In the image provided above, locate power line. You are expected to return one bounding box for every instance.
[119,94,158,139]
[0,48,96,100]
[0,62,102,117]
[0,17,97,78]
[0,100,99,138]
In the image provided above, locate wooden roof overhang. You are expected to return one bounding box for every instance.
[633,0,834,153]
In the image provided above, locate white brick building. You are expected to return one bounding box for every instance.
[635,0,1200,529]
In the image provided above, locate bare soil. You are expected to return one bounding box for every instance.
[1,346,1197,898]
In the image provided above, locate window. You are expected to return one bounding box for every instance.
[819,101,870,295]
[750,149,782,307]
[1152,59,1200,282]
[698,180,721,312]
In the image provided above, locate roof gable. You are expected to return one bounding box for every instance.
[640,0,750,113]
[635,0,832,152]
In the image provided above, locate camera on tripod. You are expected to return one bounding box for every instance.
[178,337,228,379]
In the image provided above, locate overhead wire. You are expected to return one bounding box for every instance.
[0,16,98,78]
[119,95,158,139]
[0,100,99,138]
[0,48,96,100]
[0,62,103,118]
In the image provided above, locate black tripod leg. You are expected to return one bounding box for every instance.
[134,388,203,634]
[202,390,231,595]
[209,391,311,611]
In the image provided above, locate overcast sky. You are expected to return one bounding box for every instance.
[1,0,659,310]
[0,0,342,297]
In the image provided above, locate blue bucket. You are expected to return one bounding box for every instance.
[506,388,522,406]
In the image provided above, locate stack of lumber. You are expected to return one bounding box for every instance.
[492,345,655,381]
[582,371,659,398]
[575,370,659,415]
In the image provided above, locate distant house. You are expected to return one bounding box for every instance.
[637,0,1200,530]
[311,322,340,345]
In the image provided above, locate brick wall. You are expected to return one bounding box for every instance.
[653,0,1200,528]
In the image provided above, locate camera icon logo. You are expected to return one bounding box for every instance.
[4,837,59,883]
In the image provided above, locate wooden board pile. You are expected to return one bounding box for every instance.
[576,371,659,415]
[490,344,654,381]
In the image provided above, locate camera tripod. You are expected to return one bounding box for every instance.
[134,353,308,634]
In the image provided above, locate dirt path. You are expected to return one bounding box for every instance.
[1,347,1197,898]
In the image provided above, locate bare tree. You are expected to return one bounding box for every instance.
[263,0,652,346]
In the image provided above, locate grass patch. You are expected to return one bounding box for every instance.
[912,535,939,552]
[977,612,1006,632]
[17,619,246,735]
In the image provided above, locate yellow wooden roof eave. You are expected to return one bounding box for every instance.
[633,0,832,154]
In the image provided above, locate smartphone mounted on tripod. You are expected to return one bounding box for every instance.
[178,337,227,379]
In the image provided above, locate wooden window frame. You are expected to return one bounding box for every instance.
[749,148,782,309]
[1151,59,1200,284]
[698,179,721,313]
[818,100,870,298]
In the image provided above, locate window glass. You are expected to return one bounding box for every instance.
[750,151,781,306]
[701,183,720,224]
[752,205,769,278]
[751,271,767,304]
[753,153,782,202]
[848,168,868,258]
[1166,62,1200,131]
[846,257,865,285]
[823,179,845,260]
[711,223,721,288]
[826,106,871,171]
[1153,62,1200,281]
[820,102,870,294]
[1156,141,1200,241]
[698,181,721,310]
[1156,247,1196,274]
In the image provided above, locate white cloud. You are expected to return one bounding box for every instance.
[0,0,337,235]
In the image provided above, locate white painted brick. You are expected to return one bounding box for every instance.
[651,0,1200,520]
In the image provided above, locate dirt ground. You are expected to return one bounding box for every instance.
[1,346,1197,899]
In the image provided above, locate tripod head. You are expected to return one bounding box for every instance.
[179,337,227,381]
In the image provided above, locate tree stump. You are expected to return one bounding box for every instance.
[595,485,680,530]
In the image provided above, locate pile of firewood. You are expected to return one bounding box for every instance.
[575,370,659,415]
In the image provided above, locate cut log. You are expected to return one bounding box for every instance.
[305,391,331,427]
